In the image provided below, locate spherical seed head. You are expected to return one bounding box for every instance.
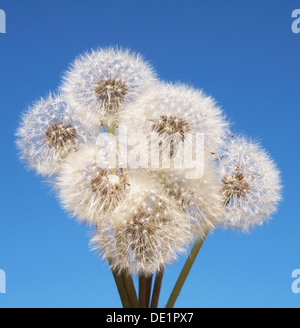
[56,144,130,225]
[91,184,195,276]
[61,47,157,129]
[217,137,282,232]
[151,160,224,238]
[16,94,86,177]
[121,82,229,160]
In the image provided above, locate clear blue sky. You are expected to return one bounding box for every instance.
[0,0,299,308]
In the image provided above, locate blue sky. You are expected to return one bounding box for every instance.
[0,0,299,308]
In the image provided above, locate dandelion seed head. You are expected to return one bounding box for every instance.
[121,82,229,157]
[91,185,194,276]
[16,93,87,176]
[61,47,157,129]
[56,143,131,225]
[153,162,223,239]
[217,137,282,232]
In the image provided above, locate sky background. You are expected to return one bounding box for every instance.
[0,0,299,308]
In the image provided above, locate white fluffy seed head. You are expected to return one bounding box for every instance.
[217,137,282,232]
[150,158,224,239]
[91,184,194,276]
[60,47,157,130]
[56,143,133,225]
[16,93,87,177]
[120,82,229,159]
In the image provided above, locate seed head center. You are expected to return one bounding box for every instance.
[222,164,250,203]
[90,169,128,196]
[45,121,76,149]
[95,78,128,103]
[152,115,190,140]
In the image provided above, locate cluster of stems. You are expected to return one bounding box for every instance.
[111,269,163,308]
[110,235,206,308]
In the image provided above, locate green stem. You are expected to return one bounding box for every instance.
[108,123,115,135]
[150,270,164,308]
[123,272,139,308]
[139,274,147,308]
[145,275,153,308]
[166,234,208,308]
[111,269,131,308]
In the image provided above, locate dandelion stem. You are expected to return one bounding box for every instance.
[122,272,139,308]
[150,270,164,308]
[139,274,147,308]
[145,275,153,308]
[166,234,208,308]
[111,269,131,308]
[108,123,115,135]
